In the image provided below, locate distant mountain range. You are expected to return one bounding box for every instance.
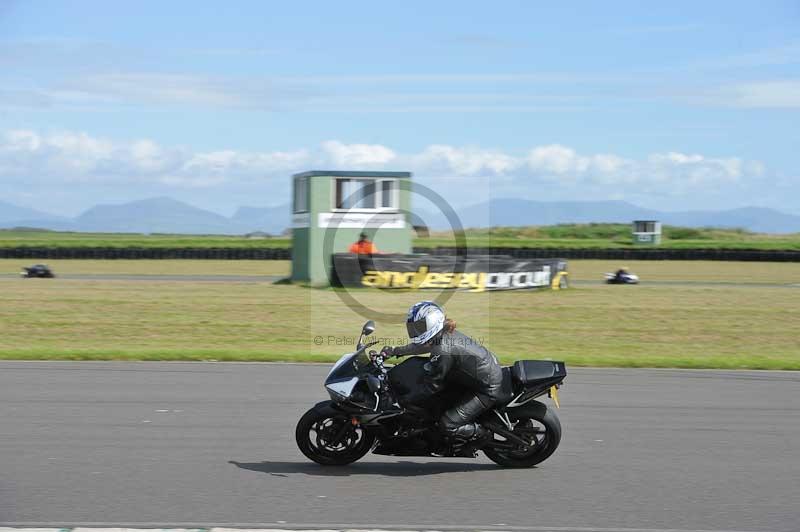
[77,197,236,234]
[0,197,291,235]
[0,200,71,228]
[1,197,799,234]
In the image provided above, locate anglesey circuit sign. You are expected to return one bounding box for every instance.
[362,265,557,292]
[333,254,569,292]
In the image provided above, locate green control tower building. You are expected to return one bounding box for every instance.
[290,171,413,285]
[632,220,662,245]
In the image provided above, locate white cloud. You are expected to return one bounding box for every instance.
[178,148,310,184]
[129,139,170,173]
[524,145,636,185]
[0,130,115,179]
[0,129,771,202]
[592,154,628,175]
[4,130,42,151]
[412,145,517,176]
[527,144,588,175]
[321,140,396,167]
[0,130,313,187]
[45,131,114,176]
[646,152,744,192]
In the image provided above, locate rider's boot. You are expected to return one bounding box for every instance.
[449,421,490,441]
[448,422,492,456]
[449,423,492,446]
[440,394,494,453]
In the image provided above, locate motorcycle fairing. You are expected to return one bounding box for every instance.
[326,377,359,399]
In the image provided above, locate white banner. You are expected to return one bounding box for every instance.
[318,212,405,229]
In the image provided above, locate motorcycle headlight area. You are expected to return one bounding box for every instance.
[326,377,359,401]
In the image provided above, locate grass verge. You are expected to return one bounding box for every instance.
[0,259,289,276]
[4,259,799,284]
[1,262,798,369]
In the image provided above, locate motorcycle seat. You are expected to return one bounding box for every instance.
[512,360,565,384]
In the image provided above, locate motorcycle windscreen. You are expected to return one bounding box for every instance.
[353,349,372,370]
[325,349,373,383]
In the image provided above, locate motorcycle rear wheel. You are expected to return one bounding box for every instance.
[295,407,374,466]
[483,406,562,468]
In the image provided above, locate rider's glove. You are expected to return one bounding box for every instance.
[380,346,395,358]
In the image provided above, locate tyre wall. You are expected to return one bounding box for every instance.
[0,246,797,261]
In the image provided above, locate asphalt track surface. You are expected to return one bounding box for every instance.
[2,362,799,531]
[2,273,799,288]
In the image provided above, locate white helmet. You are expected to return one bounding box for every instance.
[406,301,445,344]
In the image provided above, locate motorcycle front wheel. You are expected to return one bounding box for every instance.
[483,406,562,468]
[295,406,375,466]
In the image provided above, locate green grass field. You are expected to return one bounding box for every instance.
[3,224,799,250]
[0,230,292,248]
[2,259,798,369]
[0,259,289,276]
[4,258,799,284]
[423,225,800,250]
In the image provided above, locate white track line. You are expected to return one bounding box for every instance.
[0,526,782,532]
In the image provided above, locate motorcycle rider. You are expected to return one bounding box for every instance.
[614,266,630,282]
[382,301,503,441]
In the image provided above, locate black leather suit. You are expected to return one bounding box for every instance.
[392,330,504,439]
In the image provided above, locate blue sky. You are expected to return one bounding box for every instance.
[0,0,798,217]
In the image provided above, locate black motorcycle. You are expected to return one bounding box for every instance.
[296,320,566,468]
[20,264,55,278]
[604,271,639,284]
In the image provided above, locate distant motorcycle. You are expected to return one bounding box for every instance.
[296,320,566,468]
[605,271,639,284]
[20,264,55,278]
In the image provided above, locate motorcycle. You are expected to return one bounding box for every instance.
[604,271,639,284]
[20,264,55,278]
[295,320,566,468]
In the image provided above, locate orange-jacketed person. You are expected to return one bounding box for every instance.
[349,232,378,255]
